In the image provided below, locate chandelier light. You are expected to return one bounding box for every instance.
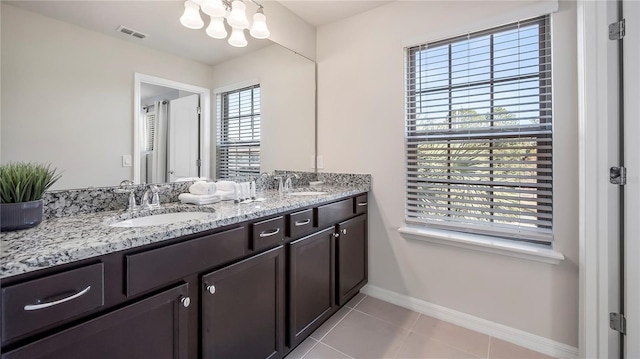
[179,0,270,48]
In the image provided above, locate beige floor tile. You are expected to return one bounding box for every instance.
[396,332,481,359]
[303,343,353,359]
[286,337,319,359]
[311,306,352,340]
[354,296,419,330]
[488,338,556,359]
[345,292,367,309]
[322,310,409,359]
[412,315,490,358]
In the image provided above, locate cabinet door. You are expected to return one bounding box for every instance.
[202,246,285,359]
[288,227,335,347]
[336,214,368,306]
[2,283,190,359]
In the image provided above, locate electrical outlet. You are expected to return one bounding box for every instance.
[122,155,132,167]
[316,155,324,169]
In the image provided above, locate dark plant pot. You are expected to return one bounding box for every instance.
[1,200,43,232]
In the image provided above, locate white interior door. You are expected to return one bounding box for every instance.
[623,0,639,357]
[168,94,200,182]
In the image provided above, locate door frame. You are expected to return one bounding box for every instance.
[577,0,621,357]
[133,73,211,184]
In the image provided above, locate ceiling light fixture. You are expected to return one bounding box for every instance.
[180,0,270,48]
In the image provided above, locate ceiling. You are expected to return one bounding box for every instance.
[5,1,394,65]
[277,0,393,27]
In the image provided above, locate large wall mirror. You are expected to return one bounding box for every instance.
[0,1,316,190]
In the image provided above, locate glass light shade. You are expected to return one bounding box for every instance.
[191,0,203,4]
[201,0,226,17]
[180,0,204,29]
[249,12,270,39]
[206,16,228,39]
[227,0,249,29]
[228,28,248,47]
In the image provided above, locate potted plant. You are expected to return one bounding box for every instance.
[0,162,61,231]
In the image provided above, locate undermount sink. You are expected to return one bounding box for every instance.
[287,191,328,196]
[109,212,211,228]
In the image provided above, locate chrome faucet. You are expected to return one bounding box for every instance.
[141,184,170,209]
[114,181,138,212]
[283,174,300,192]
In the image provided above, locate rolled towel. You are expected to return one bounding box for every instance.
[215,180,236,192]
[178,193,221,205]
[189,181,217,195]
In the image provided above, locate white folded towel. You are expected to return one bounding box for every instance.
[178,193,221,205]
[189,181,217,195]
[216,190,236,201]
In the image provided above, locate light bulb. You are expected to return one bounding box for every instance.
[227,0,249,29]
[249,11,270,39]
[206,16,228,39]
[201,0,226,17]
[228,28,248,47]
[180,0,204,29]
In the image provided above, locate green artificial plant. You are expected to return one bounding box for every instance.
[0,162,61,203]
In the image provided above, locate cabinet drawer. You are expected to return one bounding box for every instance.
[316,198,354,228]
[287,209,314,239]
[252,216,284,251]
[126,226,245,297]
[1,263,104,342]
[355,194,368,215]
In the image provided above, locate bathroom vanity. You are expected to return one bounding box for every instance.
[0,184,369,359]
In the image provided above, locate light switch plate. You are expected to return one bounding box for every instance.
[122,155,132,167]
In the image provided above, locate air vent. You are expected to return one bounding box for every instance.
[116,25,148,40]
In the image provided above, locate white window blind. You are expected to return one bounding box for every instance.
[144,110,156,152]
[216,84,261,178]
[405,16,552,244]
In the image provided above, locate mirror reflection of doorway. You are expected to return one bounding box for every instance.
[134,73,211,185]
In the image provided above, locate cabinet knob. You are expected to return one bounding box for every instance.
[341,229,347,235]
[180,296,191,308]
[333,233,340,238]
[206,284,216,295]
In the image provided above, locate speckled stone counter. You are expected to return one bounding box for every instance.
[0,185,369,279]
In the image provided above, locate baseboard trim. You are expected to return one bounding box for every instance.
[360,285,578,359]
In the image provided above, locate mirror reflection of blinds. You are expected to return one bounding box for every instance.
[145,111,156,152]
[405,15,553,244]
[216,84,261,178]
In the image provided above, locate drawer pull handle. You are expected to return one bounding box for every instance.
[294,219,311,226]
[259,228,281,237]
[358,202,368,207]
[24,286,91,311]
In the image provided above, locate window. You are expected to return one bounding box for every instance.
[405,16,552,244]
[216,84,261,178]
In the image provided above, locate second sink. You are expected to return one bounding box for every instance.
[287,191,328,196]
[110,212,211,228]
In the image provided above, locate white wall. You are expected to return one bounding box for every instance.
[317,0,579,346]
[211,44,316,178]
[1,4,213,190]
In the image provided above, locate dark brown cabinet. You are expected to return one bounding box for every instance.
[287,227,335,347]
[201,246,285,359]
[336,214,367,306]
[1,193,368,359]
[1,283,190,359]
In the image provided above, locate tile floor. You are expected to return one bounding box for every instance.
[285,294,556,359]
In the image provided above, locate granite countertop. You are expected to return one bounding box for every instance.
[0,186,368,279]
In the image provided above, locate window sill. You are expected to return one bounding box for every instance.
[397,226,564,265]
